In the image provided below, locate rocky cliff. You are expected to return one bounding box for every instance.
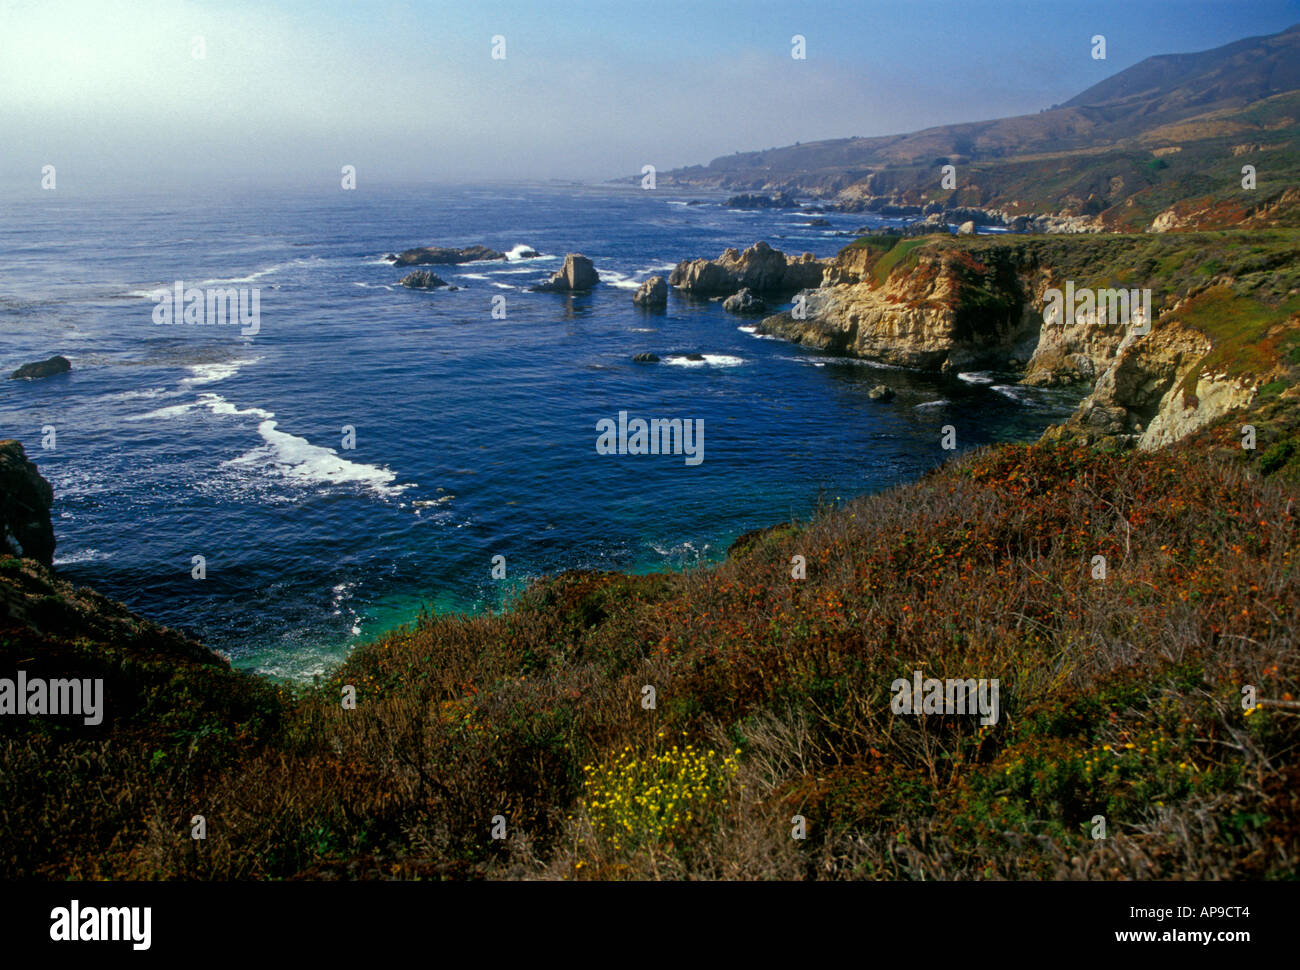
[0,440,55,565]
[756,231,1300,450]
[0,439,226,667]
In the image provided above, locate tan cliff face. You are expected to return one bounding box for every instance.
[759,242,1038,372]
[1046,319,1257,450]
[756,237,1267,450]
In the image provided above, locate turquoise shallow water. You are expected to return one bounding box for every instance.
[0,182,1082,679]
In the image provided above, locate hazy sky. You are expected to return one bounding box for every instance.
[2,0,1297,190]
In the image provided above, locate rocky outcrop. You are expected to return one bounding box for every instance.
[670,241,827,296]
[722,288,768,315]
[399,270,448,289]
[632,353,660,363]
[10,356,70,380]
[0,440,55,566]
[632,276,668,308]
[532,254,599,292]
[868,384,896,401]
[390,245,506,267]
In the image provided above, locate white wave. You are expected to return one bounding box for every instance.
[224,419,412,498]
[600,270,641,291]
[130,401,198,421]
[52,548,111,566]
[664,354,746,368]
[125,264,290,298]
[505,244,543,261]
[915,399,950,409]
[181,357,261,387]
[958,371,996,385]
[458,273,490,281]
[198,263,290,287]
[782,355,898,369]
[129,392,273,422]
[108,386,170,401]
[991,384,1040,406]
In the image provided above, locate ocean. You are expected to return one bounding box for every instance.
[0,182,1081,679]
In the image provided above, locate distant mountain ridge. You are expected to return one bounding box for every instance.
[658,23,1300,230]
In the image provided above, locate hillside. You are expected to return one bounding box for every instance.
[658,24,1300,230]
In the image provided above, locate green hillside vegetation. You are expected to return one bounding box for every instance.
[3,402,1297,879]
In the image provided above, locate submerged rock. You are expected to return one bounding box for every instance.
[632,352,660,363]
[868,384,896,402]
[632,276,668,308]
[532,254,599,292]
[9,356,70,381]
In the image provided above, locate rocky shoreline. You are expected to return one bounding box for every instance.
[714,231,1299,452]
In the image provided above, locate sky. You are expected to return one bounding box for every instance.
[1,0,1297,190]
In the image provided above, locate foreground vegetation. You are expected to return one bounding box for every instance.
[3,407,1297,879]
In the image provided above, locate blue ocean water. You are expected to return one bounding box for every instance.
[0,183,1080,679]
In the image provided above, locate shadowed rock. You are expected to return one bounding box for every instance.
[722,287,768,315]
[0,440,56,566]
[10,356,70,381]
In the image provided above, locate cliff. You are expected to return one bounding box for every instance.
[0,440,230,667]
[757,230,1300,451]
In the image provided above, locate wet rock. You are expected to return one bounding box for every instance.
[10,356,71,381]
